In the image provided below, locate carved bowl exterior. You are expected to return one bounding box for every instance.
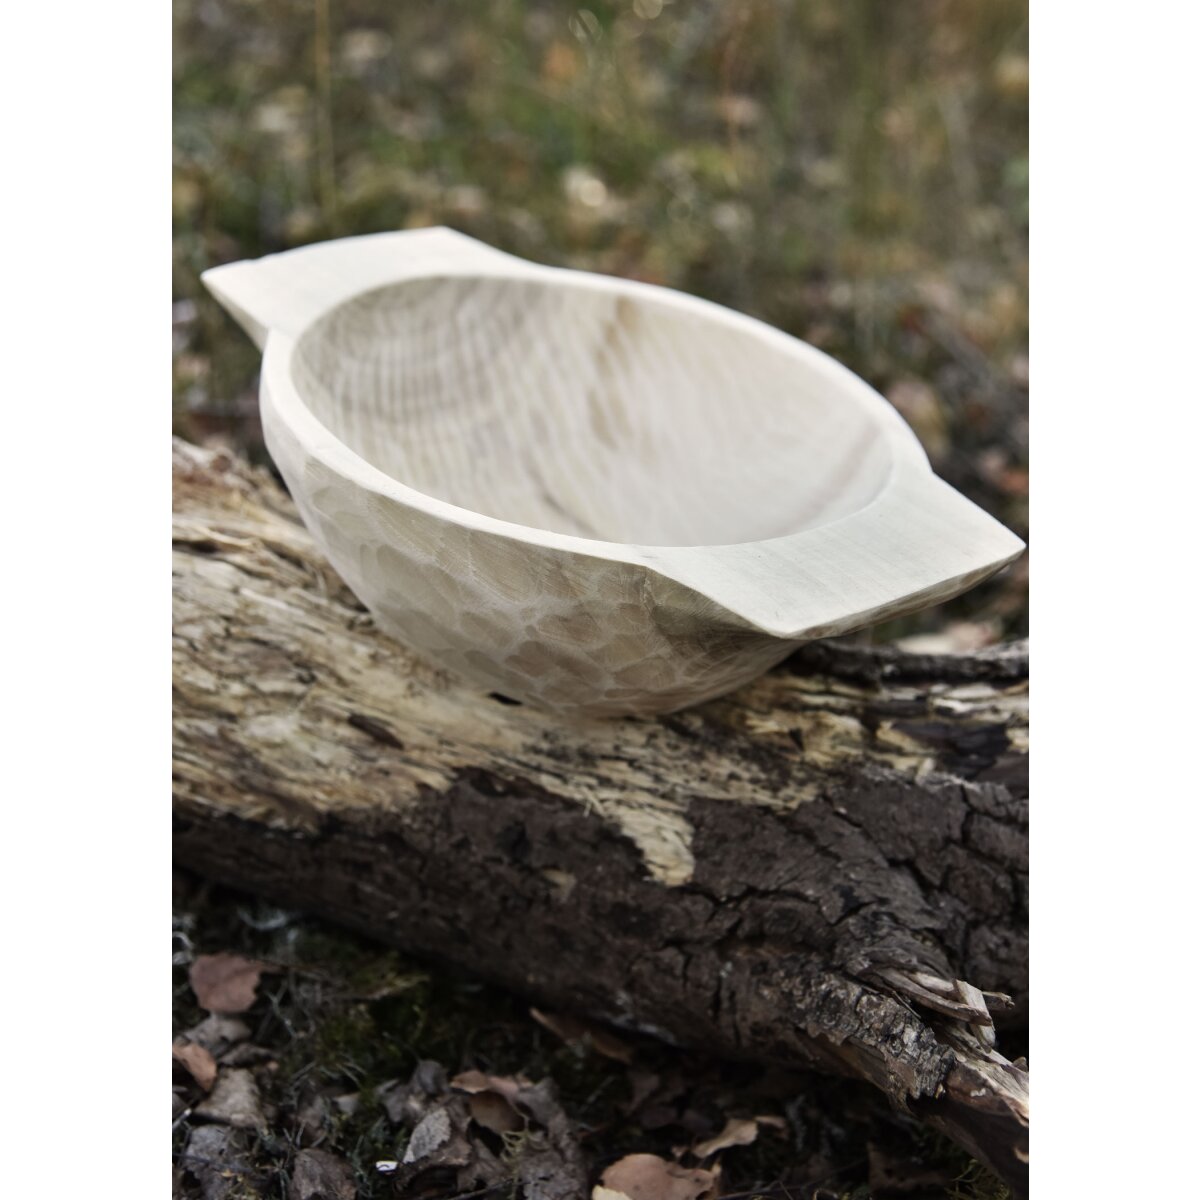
[204,229,1024,716]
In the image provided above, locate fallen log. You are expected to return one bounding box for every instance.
[172,439,1029,1192]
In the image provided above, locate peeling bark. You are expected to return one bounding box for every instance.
[172,439,1029,1193]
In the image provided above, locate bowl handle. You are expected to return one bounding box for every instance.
[648,467,1025,640]
[199,227,526,347]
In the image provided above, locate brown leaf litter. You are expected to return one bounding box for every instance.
[189,952,269,1014]
[173,1039,219,1092]
[289,1147,356,1200]
[596,1152,719,1200]
[530,1006,635,1063]
[378,1061,587,1199]
[181,1013,253,1055]
[176,1124,253,1200]
[193,1067,266,1129]
[692,1113,787,1158]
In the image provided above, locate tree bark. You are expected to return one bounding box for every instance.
[172,439,1029,1193]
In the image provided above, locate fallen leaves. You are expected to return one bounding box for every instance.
[597,1153,718,1200]
[189,952,269,1014]
[451,1069,589,1200]
[531,1007,635,1063]
[692,1116,760,1158]
[172,982,275,1139]
[172,919,876,1198]
[377,1062,588,1200]
[464,1088,523,1136]
[193,1068,266,1129]
[692,1113,788,1158]
[173,934,800,1200]
[177,1125,252,1200]
[592,1112,788,1199]
[289,1147,357,1200]
[377,1058,448,1126]
[173,1009,258,1120]
[173,1039,218,1091]
[184,1013,253,1054]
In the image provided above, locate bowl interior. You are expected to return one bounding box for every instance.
[290,275,893,547]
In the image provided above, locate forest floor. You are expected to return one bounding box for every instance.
[173,3,1027,1196]
[173,872,1012,1200]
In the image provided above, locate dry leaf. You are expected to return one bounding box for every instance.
[404,1107,455,1164]
[755,1114,788,1133]
[180,1013,251,1055]
[599,1153,717,1200]
[448,1069,587,1198]
[451,1071,553,1135]
[189,953,267,1014]
[467,1090,523,1135]
[179,1125,250,1200]
[173,1039,218,1091]
[289,1147,356,1200]
[531,1007,635,1064]
[451,1071,561,1130]
[449,1068,499,1095]
[376,1062,589,1200]
[379,1059,448,1125]
[193,1068,266,1129]
[693,1116,759,1157]
[391,1096,508,1193]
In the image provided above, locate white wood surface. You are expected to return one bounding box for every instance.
[202,228,1024,715]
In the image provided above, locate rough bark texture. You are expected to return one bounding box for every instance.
[173,439,1029,1192]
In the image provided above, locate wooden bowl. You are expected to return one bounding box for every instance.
[202,228,1023,716]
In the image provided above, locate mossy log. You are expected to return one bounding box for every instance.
[172,439,1029,1193]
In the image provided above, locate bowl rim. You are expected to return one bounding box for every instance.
[244,232,1022,640]
[266,260,931,559]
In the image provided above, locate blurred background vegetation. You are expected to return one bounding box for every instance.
[173,0,1028,639]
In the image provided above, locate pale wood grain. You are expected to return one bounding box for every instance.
[203,228,1024,714]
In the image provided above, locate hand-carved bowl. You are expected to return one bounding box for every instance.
[203,228,1023,717]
